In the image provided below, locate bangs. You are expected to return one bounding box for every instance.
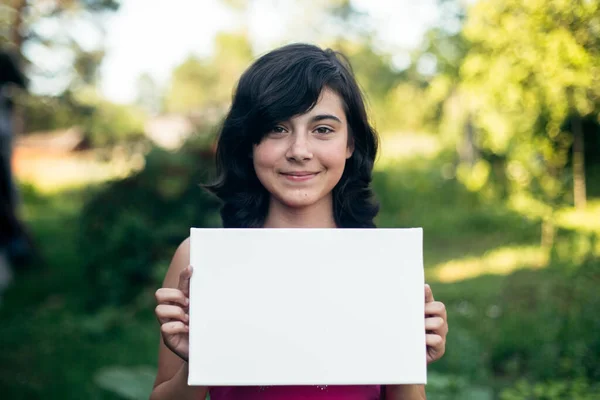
[235,46,344,143]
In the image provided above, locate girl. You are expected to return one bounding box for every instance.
[151,43,448,400]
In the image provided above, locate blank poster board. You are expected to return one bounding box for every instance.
[188,228,426,386]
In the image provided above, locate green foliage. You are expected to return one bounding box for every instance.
[84,97,146,146]
[373,152,540,260]
[458,0,600,207]
[19,92,93,133]
[429,247,600,395]
[373,156,597,396]
[4,0,120,92]
[94,366,156,400]
[78,136,221,308]
[164,32,253,114]
[0,187,158,399]
[19,91,146,146]
[499,257,600,381]
[500,379,600,400]
[426,372,493,400]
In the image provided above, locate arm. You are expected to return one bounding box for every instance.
[150,363,207,400]
[150,238,209,400]
[385,384,426,400]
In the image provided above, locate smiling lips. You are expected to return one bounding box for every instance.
[280,171,320,182]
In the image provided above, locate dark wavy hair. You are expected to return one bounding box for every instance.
[205,43,379,228]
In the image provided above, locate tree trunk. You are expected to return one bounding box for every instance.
[541,214,555,251]
[458,112,477,166]
[572,115,586,208]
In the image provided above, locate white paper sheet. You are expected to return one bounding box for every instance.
[188,228,426,386]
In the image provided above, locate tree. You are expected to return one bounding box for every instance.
[164,32,254,115]
[3,0,120,93]
[459,0,600,244]
[402,1,473,154]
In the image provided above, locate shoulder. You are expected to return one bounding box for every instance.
[172,237,190,266]
[162,237,191,288]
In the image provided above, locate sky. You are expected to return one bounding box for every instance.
[99,0,440,104]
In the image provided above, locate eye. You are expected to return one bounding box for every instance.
[314,126,333,134]
[269,126,287,135]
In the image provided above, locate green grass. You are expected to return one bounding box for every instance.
[0,186,159,399]
[372,154,542,269]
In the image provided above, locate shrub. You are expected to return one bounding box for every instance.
[490,258,600,383]
[500,379,600,400]
[78,137,221,308]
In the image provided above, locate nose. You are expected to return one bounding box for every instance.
[286,132,313,161]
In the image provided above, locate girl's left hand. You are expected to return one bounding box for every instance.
[424,284,448,364]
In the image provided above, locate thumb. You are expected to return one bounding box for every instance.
[425,283,434,303]
[178,265,193,297]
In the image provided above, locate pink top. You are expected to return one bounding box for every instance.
[210,385,381,399]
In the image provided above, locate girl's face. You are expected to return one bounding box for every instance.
[253,88,353,209]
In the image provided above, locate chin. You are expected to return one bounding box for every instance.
[276,193,322,209]
[280,198,319,209]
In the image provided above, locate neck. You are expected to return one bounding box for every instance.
[262,195,337,228]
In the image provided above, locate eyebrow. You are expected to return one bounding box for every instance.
[310,114,342,124]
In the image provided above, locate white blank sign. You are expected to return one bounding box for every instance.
[188,228,426,386]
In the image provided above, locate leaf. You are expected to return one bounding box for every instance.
[94,365,156,400]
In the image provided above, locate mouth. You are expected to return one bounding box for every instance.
[279,171,320,182]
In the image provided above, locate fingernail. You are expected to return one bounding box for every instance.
[185,298,190,305]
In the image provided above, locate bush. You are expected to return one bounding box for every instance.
[490,258,600,383]
[20,91,146,147]
[78,137,221,308]
[431,248,600,396]
[500,379,600,400]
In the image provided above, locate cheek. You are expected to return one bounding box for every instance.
[321,142,351,170]
[252,142,279,170]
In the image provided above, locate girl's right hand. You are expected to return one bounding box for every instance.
[155,265,192,362]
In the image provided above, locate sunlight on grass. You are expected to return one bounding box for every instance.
[507,193,552,219]
[508,196,600,233]
[429,245,549,283]
[555,200,600,233]
[376,133,442,169]
[15,151,145,193]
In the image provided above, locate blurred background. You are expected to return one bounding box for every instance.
[0,0,599,399]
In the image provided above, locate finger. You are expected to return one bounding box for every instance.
[425,316,445,332]
[155,288,189,307]
[425,284,434,303]
[155,304,189,325]
[426,333,444,349]
[178,265,193,297]
[425,301,446,317]
[161,321,189,336]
